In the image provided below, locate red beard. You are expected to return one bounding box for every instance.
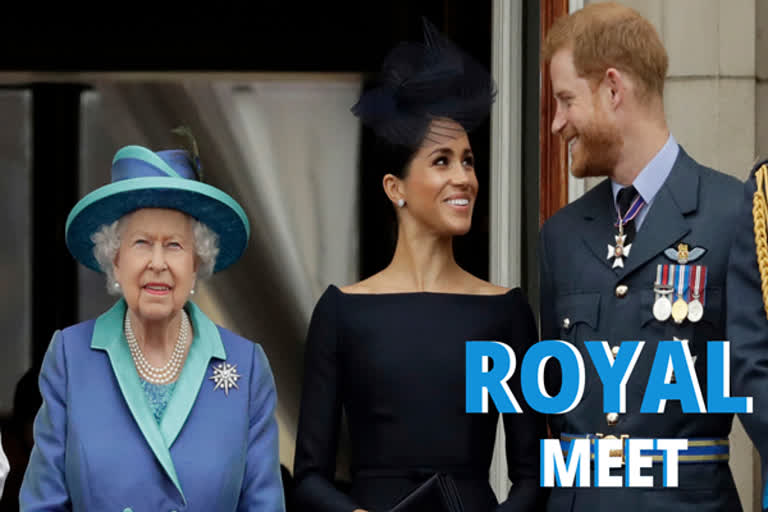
[568,109,623,179]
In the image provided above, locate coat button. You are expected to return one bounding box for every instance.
[606,412,619,426]
[611,345,620,357]
[562,317,571,329]
[615,284,628,298]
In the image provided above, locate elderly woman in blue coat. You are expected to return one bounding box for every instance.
[20,144,285,511]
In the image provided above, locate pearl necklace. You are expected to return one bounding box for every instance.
[124,310,190,384]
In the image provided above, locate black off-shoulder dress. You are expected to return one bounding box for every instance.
[293,285,546,511]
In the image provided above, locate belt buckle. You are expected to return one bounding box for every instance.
[594,433,630,466]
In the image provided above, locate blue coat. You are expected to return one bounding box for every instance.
[20,299,286,512]
[539,147,744,511]
[725,161,768,510]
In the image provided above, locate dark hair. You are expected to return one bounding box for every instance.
[369,135,413,247]
[373,136,419,180]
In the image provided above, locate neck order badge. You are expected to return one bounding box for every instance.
[607,192,645,268]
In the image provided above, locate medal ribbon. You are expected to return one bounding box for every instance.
[657,264,676,291]
[687,265,707,305]
[614,194,646,227]
[656,264,673,296]
[667,264,675,291]
[676,264,690,301]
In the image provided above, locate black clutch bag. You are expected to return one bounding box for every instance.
[388,473,464,512]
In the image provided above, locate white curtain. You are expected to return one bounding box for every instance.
[194,78,361,318]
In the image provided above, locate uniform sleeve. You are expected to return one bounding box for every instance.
[293,287,361,512]
[725,174,768,509]
[238,344,286,512]
[20,330,72,511]
[496,292,549,511]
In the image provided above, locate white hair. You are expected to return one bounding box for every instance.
[91,213,220,296]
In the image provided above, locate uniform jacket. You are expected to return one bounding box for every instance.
[539,147,743,511]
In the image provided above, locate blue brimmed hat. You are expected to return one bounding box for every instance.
[65,145,250,273]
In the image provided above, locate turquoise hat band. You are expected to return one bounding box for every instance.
[112,146,183,178]
[111,158,185,182]
[66,177,249,236]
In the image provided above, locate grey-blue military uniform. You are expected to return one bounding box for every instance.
[539,145,743,511]
[726,158,768,511]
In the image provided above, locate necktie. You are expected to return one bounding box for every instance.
[616,185,639,244]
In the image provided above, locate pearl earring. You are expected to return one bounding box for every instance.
[190,289,196,295]
[113,282,120,291]
[397,199,406,208]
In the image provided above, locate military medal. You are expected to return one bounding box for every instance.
[653,264,674,321]
[607,231,631,268]
[607,193,645,268]
[671,264,690,324]
[687,298,703,323]
[687,265,707,323]
[654,293,673,321]
[671,299,688,324]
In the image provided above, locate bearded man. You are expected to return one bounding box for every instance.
[538,3,745,511]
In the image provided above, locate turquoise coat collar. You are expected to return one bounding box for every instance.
[90,299,226,501]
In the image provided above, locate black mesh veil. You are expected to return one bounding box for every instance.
[351,18,497,149]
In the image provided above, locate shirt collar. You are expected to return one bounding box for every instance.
[611,134,679,206]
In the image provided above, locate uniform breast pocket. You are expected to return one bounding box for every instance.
[692,286,724,371]
[637,285,723,389]
[701,286,723,327]
[554,292,601,339]
[553,292,601,399]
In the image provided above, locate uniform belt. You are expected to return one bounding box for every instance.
[560,433,729,464]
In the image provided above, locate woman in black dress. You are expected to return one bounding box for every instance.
[293,21,546,512]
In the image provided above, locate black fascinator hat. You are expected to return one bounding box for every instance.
[351,18,497,150]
